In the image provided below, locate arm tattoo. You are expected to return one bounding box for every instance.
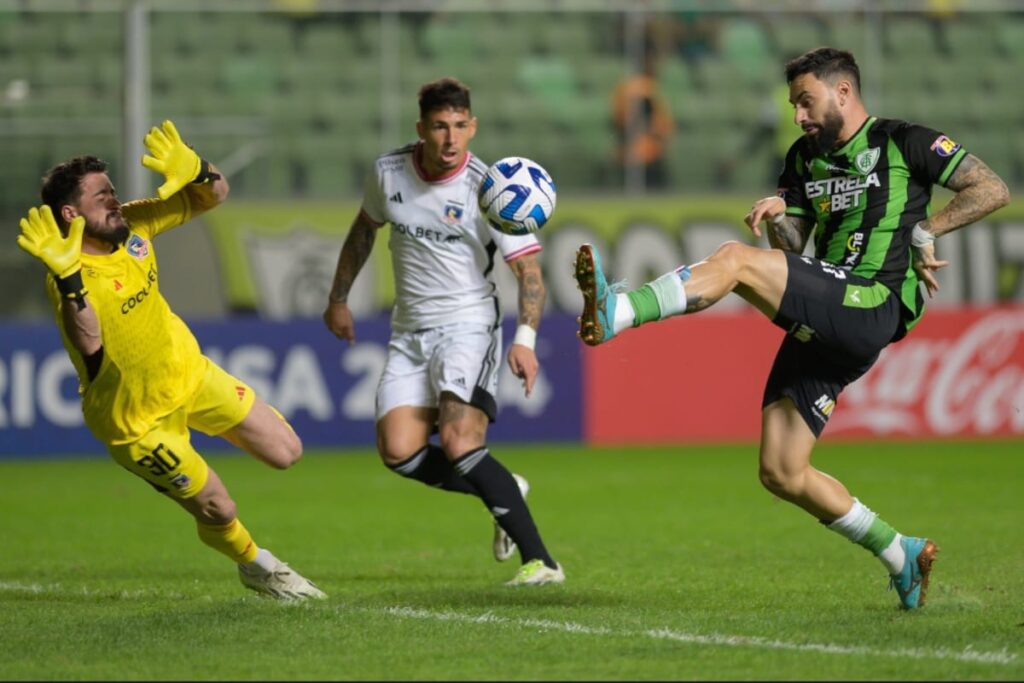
[767,216,813,253]
[924,154,1010,238]
[509,254,546,329]
[329,217,377,303]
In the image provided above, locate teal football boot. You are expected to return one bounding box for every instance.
[890,536,939,609]
[574,243,621,345]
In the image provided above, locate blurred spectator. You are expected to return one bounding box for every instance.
[610,49,675,192]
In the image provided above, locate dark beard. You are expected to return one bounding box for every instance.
[86,223,130,250]
[806,108,845,157]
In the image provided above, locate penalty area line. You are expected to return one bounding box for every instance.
[373,605,1018,666]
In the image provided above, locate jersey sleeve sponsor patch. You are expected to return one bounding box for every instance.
[930,134,961,157]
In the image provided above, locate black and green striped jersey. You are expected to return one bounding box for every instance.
[776,116,967,335]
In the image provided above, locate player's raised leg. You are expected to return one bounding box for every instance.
[574,241,789,345]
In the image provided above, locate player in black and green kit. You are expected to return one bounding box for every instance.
[573,47,1010,609]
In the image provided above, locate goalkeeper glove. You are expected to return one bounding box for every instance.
[17,205,88,307]
[141,120,211,200]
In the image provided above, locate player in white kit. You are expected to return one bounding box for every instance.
[323,78,563,585]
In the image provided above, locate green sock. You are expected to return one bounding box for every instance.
[626,285,661,326]
[859,516,898,556]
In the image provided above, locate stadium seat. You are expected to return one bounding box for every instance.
[884,17,939,59]
[718,17,772,85]
[657,57,693,97]
[824,18,869,55]
[770,18,827,59]
[297,20,359,65]
[421,13,483,62]
[994,17,1024,60]
[576,56,629,95]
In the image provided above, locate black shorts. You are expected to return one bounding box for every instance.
[762,252,903,437]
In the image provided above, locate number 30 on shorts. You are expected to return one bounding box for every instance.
[137,443,181,476]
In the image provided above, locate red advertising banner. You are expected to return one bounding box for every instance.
[584,305,1024,444]
[831,306,1024,439]
[583,311,783,444]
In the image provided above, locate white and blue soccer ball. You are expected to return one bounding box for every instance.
[478,157,557,236]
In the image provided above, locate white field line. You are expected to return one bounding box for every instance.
[0,580,157,600]
[376,606,1019,667]
[1,582,1017,666]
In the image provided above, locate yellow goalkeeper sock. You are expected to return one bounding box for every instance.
[196,518,259,564]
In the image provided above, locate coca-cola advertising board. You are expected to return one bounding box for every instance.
[584,305,1024,443]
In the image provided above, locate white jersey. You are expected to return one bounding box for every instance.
[361,142,541,332]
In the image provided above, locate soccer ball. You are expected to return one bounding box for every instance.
[478,157,557,236]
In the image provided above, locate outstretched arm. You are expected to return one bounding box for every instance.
[141,120,229,217]
[322,211,379,344]
[912,154,1010,297]
[18,207,103,378]
[506,252,545,398]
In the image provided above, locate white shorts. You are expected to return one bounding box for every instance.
[375,321,502,422]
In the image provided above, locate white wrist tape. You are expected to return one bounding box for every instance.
[513,324,536,350]
[770,212,786,226]
[911,222,935,248]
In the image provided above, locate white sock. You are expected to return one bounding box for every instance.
[877,534,906,575]
[612,293,635,334]
[828,499,906,574]
[243,547,278,573]
[827,498,874,542]
[648,269,689,318]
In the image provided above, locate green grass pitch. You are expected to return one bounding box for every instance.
[1,440,1021,680]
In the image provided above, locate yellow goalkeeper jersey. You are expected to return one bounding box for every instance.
[47,193,205,445]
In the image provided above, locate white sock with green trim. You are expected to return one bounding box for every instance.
[827,498,906,574]
[648,270,688,318]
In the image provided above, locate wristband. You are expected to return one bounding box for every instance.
[191,158,221,185]
[512,324,536,350]
[911,222,935,248]
[55,269,88,310]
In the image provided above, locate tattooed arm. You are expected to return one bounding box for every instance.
[509,252,545,332]
[506,252,546,397]
[919,154,1010,238]
[912,154,1010,297]
[744,196,815,253]
[322,211,379,343]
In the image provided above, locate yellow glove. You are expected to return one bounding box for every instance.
[17,205,85,279]
[141,120,202,200]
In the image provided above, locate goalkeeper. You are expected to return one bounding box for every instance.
[17,121,325,600]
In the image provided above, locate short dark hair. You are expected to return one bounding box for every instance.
[41,155,109,223]
[418,77,471,119]
[785,47,861,93]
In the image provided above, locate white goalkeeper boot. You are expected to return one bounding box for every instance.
[238,549,327,600]
[492,473,530,562]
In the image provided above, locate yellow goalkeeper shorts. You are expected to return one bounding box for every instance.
[108,357,256,499]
